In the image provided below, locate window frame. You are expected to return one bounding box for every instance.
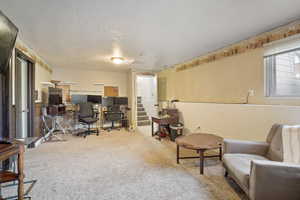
[265,47,300,98]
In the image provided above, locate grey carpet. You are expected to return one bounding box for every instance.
[3,131,246,200]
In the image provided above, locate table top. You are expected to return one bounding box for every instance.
[175,133,223,150]
[0,142,21,161]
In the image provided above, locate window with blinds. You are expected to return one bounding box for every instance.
[265,36,300,97]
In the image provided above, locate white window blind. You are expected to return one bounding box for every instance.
[265,34,300,97]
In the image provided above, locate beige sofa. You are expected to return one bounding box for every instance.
[223,124,300,200]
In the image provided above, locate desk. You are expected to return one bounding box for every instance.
[151,109,180,139]
[47,105,66,116]
[151,115,172,138]
[0,142,24,200]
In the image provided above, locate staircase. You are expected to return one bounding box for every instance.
[137,96,151,126]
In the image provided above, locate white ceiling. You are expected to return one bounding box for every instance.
[1,0,300,72]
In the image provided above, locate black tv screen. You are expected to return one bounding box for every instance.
[48,87,62,105]
[114,97,128,105]
[87,95,102,104]
[49,94,62,105]
[0,10,18,73]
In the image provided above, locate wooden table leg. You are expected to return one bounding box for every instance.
[151,121,154,137]
[199,150,205,175]
[176,145,180,164]
[158,124,161,140]
[219,146,222,161]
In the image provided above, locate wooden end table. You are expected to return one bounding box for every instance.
[175,133,223,175]
[0,142,25,200]
[151,115,171,138]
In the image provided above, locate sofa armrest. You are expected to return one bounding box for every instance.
[249,160,300,200]
[223,139,269,156]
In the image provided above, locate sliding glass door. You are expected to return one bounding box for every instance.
[15,50,35,139]
[15,57,29,138]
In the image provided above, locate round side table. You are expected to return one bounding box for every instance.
[175,133,223,175]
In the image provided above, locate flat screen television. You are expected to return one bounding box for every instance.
[48,87,62,105]
[114,97,128,105]
[0,10,18,73]
[49,95,62,105]
[87,95,102,104]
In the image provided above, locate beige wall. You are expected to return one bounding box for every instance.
[52,68,128,97]
[15,39,53,102]
[35,63,52,101]
[175,102,300,141]
[158,38,300,141]
[158,48,300,106]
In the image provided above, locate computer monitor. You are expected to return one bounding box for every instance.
[87,95,102,104]
[102,97,114,107]
[48,87,62,105]
[114,97,128,105]
[49,94,62,105]
[71,95,87,104]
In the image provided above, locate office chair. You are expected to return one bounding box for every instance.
[78,102,99,138]
[103,111,123,131]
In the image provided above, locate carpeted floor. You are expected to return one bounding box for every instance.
[3,130,247,200]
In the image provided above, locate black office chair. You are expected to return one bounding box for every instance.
[103,111,123,131]
[77,102,99,138]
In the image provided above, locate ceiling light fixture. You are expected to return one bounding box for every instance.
[111,56,124,65]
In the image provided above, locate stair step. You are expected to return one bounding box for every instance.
[137,107,145,111]
[137,120,151,126]
[137,111,147,116]
[137,100,142,104]
[137,96,142,99]
[138,116,149,121]
[137,103,143,107]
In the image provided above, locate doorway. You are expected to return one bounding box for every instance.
[135,74,158,128]
[14,50,35,139]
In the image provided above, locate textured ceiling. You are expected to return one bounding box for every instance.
[1,0,300,72]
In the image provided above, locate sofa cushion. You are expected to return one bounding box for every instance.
[223,154,268,190]
[266,124,283,161]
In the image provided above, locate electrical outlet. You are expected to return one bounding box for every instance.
[248,89,255,97]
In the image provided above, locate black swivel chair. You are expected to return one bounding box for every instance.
[78,102,99,138]
[103,105,123,131]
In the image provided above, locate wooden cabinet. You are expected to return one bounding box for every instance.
[104,86,119,97]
